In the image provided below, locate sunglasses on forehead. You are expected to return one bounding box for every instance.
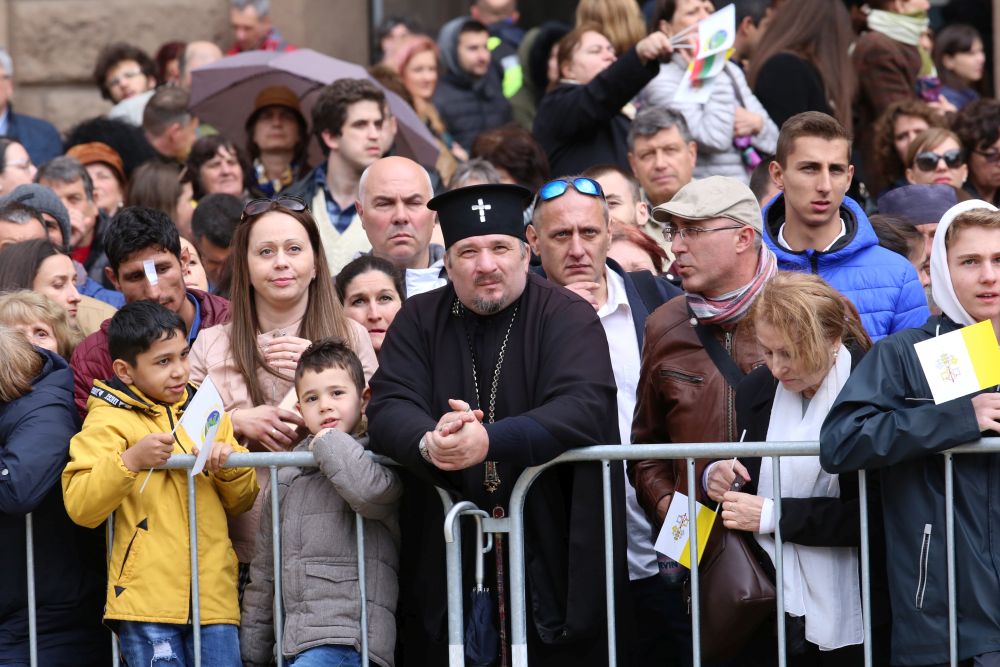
[914,149,964,172]
[241,196,309,221]
[535,177,605,204]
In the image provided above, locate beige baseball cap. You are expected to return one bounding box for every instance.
[651,176,763,233]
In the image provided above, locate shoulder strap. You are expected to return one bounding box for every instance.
[689,306,745,389]
[628,270,668,315]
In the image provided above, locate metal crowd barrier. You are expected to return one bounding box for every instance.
[20,438,1000,666]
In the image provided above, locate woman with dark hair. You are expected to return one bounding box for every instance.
[188,197,376,567]
[244,86,309,198]
[154,40,185,86]
[747,0,857,131]
[953,98,1000,206]
[0,325,109,666]
[0,137,37,195]
[335,255,405,355]
[126,160,195,238]
[534,22,674,175]
[872,99,943,195]
[471,124,551,190]
[640,0,778,183]
[186,135,251,202]
[0,239,82,327]
[933,24,986,110]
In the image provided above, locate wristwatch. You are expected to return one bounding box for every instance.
[418,435,432,463]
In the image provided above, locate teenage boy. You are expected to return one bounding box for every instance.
[763,111,928,340]
[62,300,258,667]
[821,202,1000,666]
[241,338,401,667]
[70,207,230,416]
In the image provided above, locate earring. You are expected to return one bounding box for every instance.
[832,348,839,359]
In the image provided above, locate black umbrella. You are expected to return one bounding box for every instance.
[465,516,499,666]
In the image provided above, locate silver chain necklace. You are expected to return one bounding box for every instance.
[460,299,519,492]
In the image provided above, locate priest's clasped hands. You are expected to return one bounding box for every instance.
[423,398,490,470]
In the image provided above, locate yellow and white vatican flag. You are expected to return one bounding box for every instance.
[654,491,717,569]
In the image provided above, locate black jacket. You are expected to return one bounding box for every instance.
[751,53,832,131]
[534,47,659,177]
[821,315,1000,665]
[0,349,109,666]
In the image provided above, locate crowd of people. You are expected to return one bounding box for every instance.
[1,0,999,666]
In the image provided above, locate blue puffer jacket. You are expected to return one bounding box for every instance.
[762,194,928,341]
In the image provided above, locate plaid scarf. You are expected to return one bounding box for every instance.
[686,244,777,325]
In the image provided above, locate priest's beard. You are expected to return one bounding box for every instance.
[471,296,504,314]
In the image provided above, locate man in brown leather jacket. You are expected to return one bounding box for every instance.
[631,176,777,526]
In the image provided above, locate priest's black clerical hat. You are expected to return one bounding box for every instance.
[428,183,532,248]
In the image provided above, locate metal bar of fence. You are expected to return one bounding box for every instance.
[686,457,701,667]
[188,471,201,667]
[945,453,958,667]
[108,513,119,665]
[601,459,617,667]
[443,501,475,667]
[25,513,36,667]
[357,514,369,667]
[271,466,285,667]
[859,469,873,667]
[772,456,786,667]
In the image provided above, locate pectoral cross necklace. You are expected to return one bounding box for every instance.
[459,299,519,493]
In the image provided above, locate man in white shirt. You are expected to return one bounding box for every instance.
[526,175,684,662]
[357,156,447,297]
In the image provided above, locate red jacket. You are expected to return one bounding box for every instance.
[70,289,230,417]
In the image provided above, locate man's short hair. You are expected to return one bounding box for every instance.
[294,336,365,395]
[946,208,1000,248]
[104,206,182,274]
[582,164,642,206]
[93,42,156,102]
[143,86,192,137]
[459,19,490,37]
[775,111,852,166]
[0,48,13,77]
[191,193,242,248]
[36,156,95,202]
[358,160,433,203]
[230,0,269,15]
[530,173,610,228]
[0,201,45,228]
[627,106,693,152]
[311,79,385,156]
[748,161,773,202]
[448,158,501,189]
[108,300,187,366]
[733,0,771,27]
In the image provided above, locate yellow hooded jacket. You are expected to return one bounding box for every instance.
[62,378,258,626]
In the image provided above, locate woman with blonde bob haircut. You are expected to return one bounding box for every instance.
[705,272,889,663]
[0,324,42,403]
[0,290,83,359]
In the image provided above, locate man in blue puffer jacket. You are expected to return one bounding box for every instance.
[762,112,928,340]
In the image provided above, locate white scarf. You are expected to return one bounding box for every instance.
[755,345,863,650]
[931,199,1000,327]
[866,9,928,47]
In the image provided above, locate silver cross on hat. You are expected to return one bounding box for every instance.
[471,198,492,222]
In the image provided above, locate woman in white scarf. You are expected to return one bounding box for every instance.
[705,272,885,665]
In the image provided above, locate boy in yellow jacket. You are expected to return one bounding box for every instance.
[63,300,258,666]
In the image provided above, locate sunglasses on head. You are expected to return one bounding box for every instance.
[535,177,604,204]
[241,196,308,221]
[914,149,964,172]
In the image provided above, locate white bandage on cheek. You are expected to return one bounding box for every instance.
[143,259,159,286]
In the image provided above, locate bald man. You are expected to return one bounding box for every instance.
[357,156,446,296]
[180,41,224,89]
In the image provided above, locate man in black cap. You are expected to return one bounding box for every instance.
[368,183,628,666]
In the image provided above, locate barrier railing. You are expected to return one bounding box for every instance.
[21,439,1000,667]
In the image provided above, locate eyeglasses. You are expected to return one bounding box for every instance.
[973,149,1000,164]
[663,225,746,242]
[914,149,964,172]
[241,196,309,222]
[106,68,144,90]
[536,177,604,204]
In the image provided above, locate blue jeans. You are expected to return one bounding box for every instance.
[117,622,240,667]
[289,644,362,667]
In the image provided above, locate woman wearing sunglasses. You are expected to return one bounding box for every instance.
[189,196,377,569]
[904,128,968,191]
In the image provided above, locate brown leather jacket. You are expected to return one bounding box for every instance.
[630,295,764,525]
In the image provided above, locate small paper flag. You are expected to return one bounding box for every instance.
[695,4,736,58]
[914,320,1000,404]
[654,490,717,568]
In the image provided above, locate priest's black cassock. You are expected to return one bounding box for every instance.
[368,271,629,666]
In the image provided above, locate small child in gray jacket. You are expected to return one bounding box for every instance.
[241,338,401,667]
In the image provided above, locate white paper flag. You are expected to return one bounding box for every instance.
[177,376,226,476]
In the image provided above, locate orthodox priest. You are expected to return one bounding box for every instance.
[367,183,628,666]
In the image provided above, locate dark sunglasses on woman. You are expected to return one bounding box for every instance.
[914,149,964,172]
[241,196,309,221]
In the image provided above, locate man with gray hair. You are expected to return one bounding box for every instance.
[0,48,62,165]
[228,0,296,54]
[358,156,447,297]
